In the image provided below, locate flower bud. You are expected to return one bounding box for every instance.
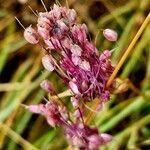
[52,4,61,19]
[101,133,112,144]
[67,9,77,24]
[81,81,88,91]
[99,50,111,61]
[26,104,44,114]
[24,26,39,44]
[42,55,55,72]
[40,79,54,93]
[37,24,50,40]
[79,60,91,71]
[103,29,118,41]
[74,109,81,118]
[72,24,87,43]
[70,44,82,56]
[71,55,81,66]
[69,79,80,94]
[71,97,79,108]
[88,135,102,149]
[59,106,69,120]
[55,20,68,36]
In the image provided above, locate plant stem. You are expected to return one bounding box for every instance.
[0,122,39,150]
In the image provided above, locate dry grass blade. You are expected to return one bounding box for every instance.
[0,122,39,150]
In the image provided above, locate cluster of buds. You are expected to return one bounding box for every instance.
[21,3,118,150]
[65,123,112,150]
[25,101,68,127]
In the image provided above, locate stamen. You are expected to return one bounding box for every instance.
[55,0,61,6]
[28,5,38,17]
[15,17,25,30]
[40,0,48,12]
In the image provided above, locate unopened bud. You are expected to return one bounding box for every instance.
[100,50,111,61]
[67,9,77,24]
[69,79,80,94]
[79,60,91,71]
[72,55,81,66]
[26,104,44,114]
[24,26,39,44]
[40,79,54,93]
[103,29,118,42]
[42,55,55,72]
[81,81,88,91]
[71,44,82,56]
[74,109,82,118]
[101,133,112,144]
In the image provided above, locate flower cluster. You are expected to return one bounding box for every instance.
[22,3,117,150]
[26,101,68,127]
[34,4,114,106]
[65,123,112,150]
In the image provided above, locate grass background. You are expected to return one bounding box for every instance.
[0,0,150,150]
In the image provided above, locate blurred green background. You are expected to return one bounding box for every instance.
[0,0,150,150]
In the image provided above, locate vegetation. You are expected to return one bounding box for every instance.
[0,0,150,149]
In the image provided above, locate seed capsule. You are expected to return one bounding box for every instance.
[24,26,39,44]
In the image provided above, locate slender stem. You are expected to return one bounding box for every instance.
[106,13,150,88]
[0,123,38,150]
[0,111,16,149]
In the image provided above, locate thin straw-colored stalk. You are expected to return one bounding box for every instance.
[51,89,72,99]
[0,122,39,150]
[0,82,30,91]
[106,13,150,88]
[0,111,17,149]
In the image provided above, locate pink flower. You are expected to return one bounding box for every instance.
[23,4,116,149]
[71,55,81,66]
